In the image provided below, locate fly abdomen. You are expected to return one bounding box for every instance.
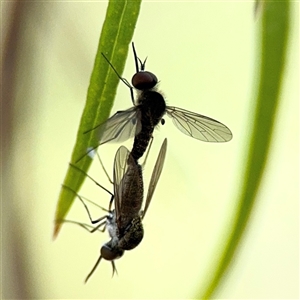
[131,126,153,161]
[117,160,144,229]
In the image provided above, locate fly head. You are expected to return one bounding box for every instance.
[131,42,158,90]
[132,71,158,90]
[101,242,124,261]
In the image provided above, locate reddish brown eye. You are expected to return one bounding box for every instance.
[132,71,158,90]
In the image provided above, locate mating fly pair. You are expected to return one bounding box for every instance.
[67,43,232,280]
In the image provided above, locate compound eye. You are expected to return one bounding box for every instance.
[132,71,158,90]
[101,245,123,261]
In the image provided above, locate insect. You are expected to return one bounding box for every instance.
[84,42,232,162]
[66,138,167,281]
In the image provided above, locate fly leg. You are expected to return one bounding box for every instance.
[141,135,154,168]
[62,185,111,231]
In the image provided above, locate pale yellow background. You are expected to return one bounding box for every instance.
[2,1,299,299]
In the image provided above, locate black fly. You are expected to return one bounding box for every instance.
[83,43,232,162]
[65,138,167,281]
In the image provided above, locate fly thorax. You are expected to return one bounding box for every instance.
[106,211,118,238]
[106,222,118,239]
[119,217,144,250]
[139,91,166,126]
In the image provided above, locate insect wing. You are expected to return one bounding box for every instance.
[113,145,130,219]
[142,138,167,219]
[166,106,232,142]
[113,146,141,225]
[97,107,142,145]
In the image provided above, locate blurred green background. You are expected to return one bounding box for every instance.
[2,1,298,299]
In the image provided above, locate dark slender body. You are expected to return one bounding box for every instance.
[131,90,166,161]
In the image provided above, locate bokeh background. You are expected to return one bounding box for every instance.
[2,1,298,299]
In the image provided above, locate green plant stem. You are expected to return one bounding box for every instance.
[198,2,290,298]
[54,0,141,237]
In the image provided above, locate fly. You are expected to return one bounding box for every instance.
[66,138,167,281]
[86,138,167,281]
[83,42,232,162]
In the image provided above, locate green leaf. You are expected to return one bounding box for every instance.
[198,2,290,298]
[54,0,141,237]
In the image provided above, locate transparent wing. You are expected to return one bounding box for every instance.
[113,146,141,224]
[96,107,142,145]
[166,106,232,142]
[113,145,131,219]
[142,138,167,219]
